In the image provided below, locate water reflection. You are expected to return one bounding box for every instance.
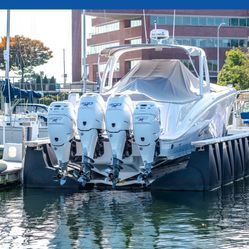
[0,180,249,248]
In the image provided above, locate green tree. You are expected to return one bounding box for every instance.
[0,35,53,82]
[50,76,56,83]
[218,48,249,90]
[43,75,49,84]
[39,92,69,106]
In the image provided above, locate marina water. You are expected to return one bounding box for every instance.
[1,179,249,248]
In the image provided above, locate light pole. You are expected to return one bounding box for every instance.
[40,71,44,92]
[217,22,226,78]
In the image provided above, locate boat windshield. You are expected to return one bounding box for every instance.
[242,102,249,112]
[107,59,200,103]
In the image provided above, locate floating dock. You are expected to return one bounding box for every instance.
[151,132,249,191]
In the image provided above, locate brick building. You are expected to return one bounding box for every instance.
[72,10,249,83]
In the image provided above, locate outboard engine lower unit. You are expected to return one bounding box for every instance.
[133,102,161,181]
[105,94,133,187]
[77,93,105,185]
[48,101,77,185]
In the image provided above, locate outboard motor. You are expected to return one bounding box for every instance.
[133,102,161,183]
[77,93,105,186]
[48,101,77,185]
[105,94,133,188]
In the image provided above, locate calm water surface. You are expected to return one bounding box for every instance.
[1,179,249,248]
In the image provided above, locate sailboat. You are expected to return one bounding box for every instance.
[0,10,46,184]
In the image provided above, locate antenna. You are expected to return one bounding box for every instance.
[143,9,148,44]
[63,48,67,86]
[172,10,176,44]
[150,22,169,45]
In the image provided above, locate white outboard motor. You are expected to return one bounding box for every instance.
[48,101,77,185]
[133,102,161,180]
[77,93,105,185]
[105,94,133,187]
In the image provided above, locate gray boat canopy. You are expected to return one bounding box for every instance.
[98,44,210,97]
[106,59,201,103]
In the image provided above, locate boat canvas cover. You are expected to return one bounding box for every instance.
[2,80,43,103]
[110,59,200,103]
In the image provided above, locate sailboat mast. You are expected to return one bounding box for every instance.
[82,9,87,93]
[3,10,11,145]
[5,10,11,116]
[63,48,66,87]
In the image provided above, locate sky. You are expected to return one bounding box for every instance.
[0,10,73,83]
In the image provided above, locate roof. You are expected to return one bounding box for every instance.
[99,44,205,58]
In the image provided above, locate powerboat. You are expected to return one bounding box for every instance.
[228,90,249,132]
[28,27,237,189]
[45,38,236,189]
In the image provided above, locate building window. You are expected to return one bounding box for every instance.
[181,60,195,71]
[89,42,120,55]
[131,19,142,27]
[174,37,247,48]
[130,60,140,69]
[98,62,120,72]
[182,59,217,72]
[230,39,239,47]
[199,17,207,26]
[150,15,249,27]
[207,60,217,72]
[126,60,140,71]
[165,16,173,25]
[240,18,247,26]
[125,19,142,28]
[94,22,120,35]
[190,17,199,26]
[125,38,142,45]
[230,18,239,26]
[182,16,191,25]
[175,16,183,25]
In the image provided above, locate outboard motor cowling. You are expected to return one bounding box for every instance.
[77,93,105,185]
[133,102,161,180]
[105,94,133,187]
[48,101,77,185]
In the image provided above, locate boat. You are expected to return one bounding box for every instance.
[227,90,249,133]
[0,78,49,188]
[24,29,237,189]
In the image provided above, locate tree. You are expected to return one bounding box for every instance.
[218,48,249,90]
[43,75,49,84]
[0,35,53,82]
[50,76,56,83]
